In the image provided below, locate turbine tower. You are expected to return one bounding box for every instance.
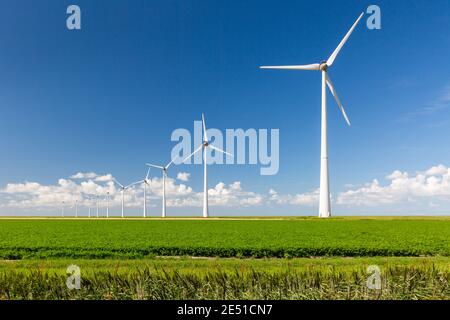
[106,192,110,218]
[183,114,233,218]
[260,12,364,218]
[142,167,151,217]
[96,195,99,218]
[114,179,142,218]
[146,158,178,218]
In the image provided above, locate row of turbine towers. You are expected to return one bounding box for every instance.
[61,12,365,218]
[60,113,232,218]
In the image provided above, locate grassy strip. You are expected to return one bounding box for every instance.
[0,257,449,300]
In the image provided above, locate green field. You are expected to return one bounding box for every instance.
[0,217,449,258]
[1,257,449,299]
[1,217,449,299]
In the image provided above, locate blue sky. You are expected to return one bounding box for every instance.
[0,0,449,216]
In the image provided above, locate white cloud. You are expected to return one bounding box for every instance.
[207,181,264,207]
[337,164,450,206]
[176,172,190,182]
[15,164,450,213]
[0,172,267,210]
[1,174,128,209]
[70,172,98,179]
[94,174,113,182]
[268,188,319,206]
[424,164,448,176]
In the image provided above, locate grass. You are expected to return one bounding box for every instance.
[1,257,449,300]
[0,217,449,258]
[1,217,449,299]
[2,256,450,274]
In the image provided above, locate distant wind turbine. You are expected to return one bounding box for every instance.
[260,12,364,218]
[106,192,110,218]
[75,200,78,218]
[146,157,178,218]
[142,167,151,217]
[61,201,65,217]
[96,195,99,218]
[183,114,233,218]
[113,179,141,218]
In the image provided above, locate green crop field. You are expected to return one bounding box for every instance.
[1,217,449,299]
[0,217,449,259]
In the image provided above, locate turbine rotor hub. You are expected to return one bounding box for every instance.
[319,62,328,71]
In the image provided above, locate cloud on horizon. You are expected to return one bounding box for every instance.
[337,164,450,207]
[2,164,450,214]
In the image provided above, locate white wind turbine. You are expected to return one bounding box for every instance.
[142,167,151,217]
[183,113,233,218]
[106,192,110,218]
[96,195,99,218]
[260,12,364,218]
[88,197,91,218]
[124,167,152,218]
[146,158,178,218]
[113,179,142,218]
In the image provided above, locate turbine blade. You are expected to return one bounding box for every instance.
[146,163,164,170]
[145,166,151,180]
[326,74,351,126]
[202,113,208,142]
[209,145,234,157]
[182,145,203,163]
[126,180,144,189]
[165,155,180,170]
[113,179,124,188]
[327,12,364,67]
[260,64,320,71]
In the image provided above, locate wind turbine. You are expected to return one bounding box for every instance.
[61,201,65,217]
[96,195,99,218]
[260,12,364,218]
[88,197,91,218]
[183,114,233,218]
[75,200,78,218]
[106,192,110,218]
[142,167,151,217]
[146,158,178,218]
[113,179,141,218]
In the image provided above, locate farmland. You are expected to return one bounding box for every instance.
[0,217,449,300]
[0,217,449,259]
[1,257,450,299]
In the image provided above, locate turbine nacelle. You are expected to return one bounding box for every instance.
[319,61,328,71]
